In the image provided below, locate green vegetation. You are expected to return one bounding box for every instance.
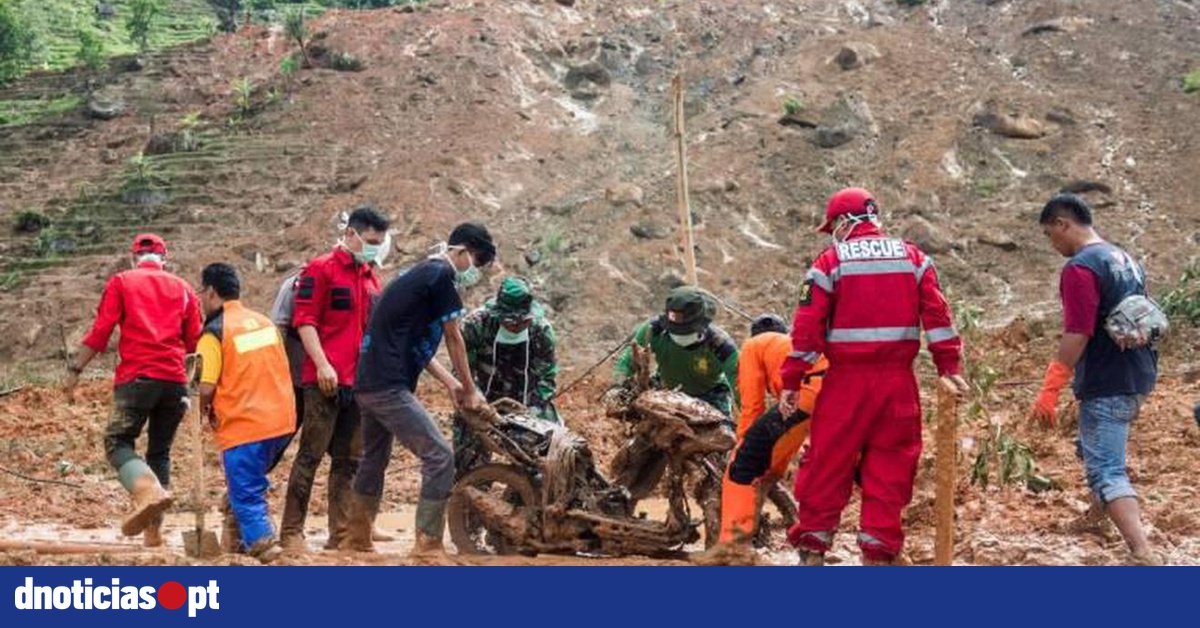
[0,0,216,83]
[543,229,565,254]
[231,76,253,120]
[125,0,163,54]
[13,209,51,233]
[283,7,309,67]
[973,178,1000,198]
[0,270,24,292]
[0,93,83,126]
[970,424,1050,493]
[75,25,105,71]
[1160,262,1200,326]
[896,0,927,6]
[782,95,803,117]
[279,53,298,77]
[330,50,364,71]
[1184,69,1200,94]
[0,0,36,84]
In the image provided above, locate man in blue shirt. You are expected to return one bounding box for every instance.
[344,223,497,555]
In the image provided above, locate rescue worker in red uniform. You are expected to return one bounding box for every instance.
[780,188,968,566]
[66,234,203,546]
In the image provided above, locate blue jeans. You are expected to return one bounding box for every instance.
[1075,395,1142,504]
[223,434,291,551]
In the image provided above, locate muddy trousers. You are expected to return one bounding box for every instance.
[719,406,810,544]
[280,387,361,541]
[223,435,291,551]
[788,364,921,561]
[354,387,454,538]
[105,378,188,492]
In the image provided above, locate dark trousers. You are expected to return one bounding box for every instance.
[267,385,305,473]
[104,378,188,488]
[280,387,361,539]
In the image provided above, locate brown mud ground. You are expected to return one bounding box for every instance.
[2,327,1198,566]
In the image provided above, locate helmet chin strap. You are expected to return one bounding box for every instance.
[831,213,878,243]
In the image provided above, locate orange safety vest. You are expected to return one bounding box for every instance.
[211,301,296,452]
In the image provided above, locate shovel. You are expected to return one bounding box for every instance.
[182,353,220,558]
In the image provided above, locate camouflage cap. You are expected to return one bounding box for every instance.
[663,286,717,334]
[491,276,535,321]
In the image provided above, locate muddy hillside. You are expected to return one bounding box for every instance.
[1,0,1199,566]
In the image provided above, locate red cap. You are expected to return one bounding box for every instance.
[816,187,877,233]
[130,233,167,256]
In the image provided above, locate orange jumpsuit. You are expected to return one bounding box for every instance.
[719,332,827,543]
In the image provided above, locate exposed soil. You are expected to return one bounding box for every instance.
[2,0,1199,565]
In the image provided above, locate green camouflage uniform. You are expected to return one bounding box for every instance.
[613,286,739,418]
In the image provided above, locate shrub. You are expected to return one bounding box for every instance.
[330,51,364,72]
[14,209,50,233]
[126,0,163,54]
[284,8,309,67]
[782,95,803,116]
[76,26,105,71]
[1184,69,1200,94]
[1160,263,1200,326]
[0,1,36,84]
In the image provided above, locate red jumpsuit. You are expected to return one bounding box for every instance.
[780,224,962,561]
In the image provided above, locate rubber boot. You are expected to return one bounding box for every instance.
[121,473,174,537]
[323,474,351,550]
[143,512,165,548]
[339,493,378,553]
[248,538,284,564]
[411,498,446,556]
[797,549,826,566]
[278,533,308,554]
[219,499,242,552]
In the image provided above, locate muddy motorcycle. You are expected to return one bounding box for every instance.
[446,391,734,557]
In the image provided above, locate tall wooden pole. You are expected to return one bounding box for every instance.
[672,75,698,286]
[934,387,958,566]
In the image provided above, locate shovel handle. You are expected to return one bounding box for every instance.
[189,354,205,522]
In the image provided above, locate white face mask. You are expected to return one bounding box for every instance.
[669,331,703,347]
[495,326,530,345]
[830,213,878,244]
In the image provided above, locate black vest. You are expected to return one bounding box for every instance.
[1067,242,1157,400]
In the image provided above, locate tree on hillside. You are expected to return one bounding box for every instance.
[126,0,163,54]
[284,8,310,68]
[207,0,241,32]
[0,0,36,85]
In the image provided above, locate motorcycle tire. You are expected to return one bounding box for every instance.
[447,464,539,556]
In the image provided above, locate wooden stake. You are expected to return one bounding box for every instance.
[671,75,698,286]
[934,386,958,566]
[0,539,145,555]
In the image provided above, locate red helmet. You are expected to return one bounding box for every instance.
[816,187,877,233]
[130,233,167,257]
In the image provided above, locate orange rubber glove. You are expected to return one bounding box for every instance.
[1031,361,1073,427]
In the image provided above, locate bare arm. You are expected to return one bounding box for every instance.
[443,319,479,408]
[425,358,460,390]
[199,383,217,429]
[298,324,337,396]
[1055,332,1089,368]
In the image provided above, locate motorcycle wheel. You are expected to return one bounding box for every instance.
[447,464,539,556]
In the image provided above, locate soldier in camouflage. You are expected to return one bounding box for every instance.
[456,277,560,473]
[462,276,559,419]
